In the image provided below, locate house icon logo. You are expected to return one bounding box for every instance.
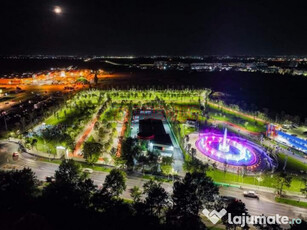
[202,208,227,224]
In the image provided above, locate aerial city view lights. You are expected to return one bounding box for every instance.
[0,1,306,230]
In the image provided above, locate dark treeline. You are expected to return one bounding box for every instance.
[0,160,219,230]
[1,160,307,230]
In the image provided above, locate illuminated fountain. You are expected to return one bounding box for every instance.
[195,128,274,171]
[218,128,230,152]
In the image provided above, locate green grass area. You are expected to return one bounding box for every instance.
[173,103,204,122]
[99,105,124,122]
[206,169,305,193]
[26,91,104,154]
[180,124,196,137]
[275,197,307,208]
[39,158,63,164]
[105,90,203,104]
[207,104,266,133]
[277,143,306,157]
[277,153,307,173]
[32,137,58,154]
[45,92,101,126]
[123,198,133,204]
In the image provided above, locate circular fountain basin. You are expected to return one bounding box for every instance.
[195,131,274,171]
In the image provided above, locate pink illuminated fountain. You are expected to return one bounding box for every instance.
[195,128,274,171]
[218,128,230,152]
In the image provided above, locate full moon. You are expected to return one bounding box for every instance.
[54,6,62,15]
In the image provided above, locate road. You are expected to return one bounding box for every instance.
[262,139,307,164]
[0,140,306,221]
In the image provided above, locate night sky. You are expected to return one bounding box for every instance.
[1,0,307,56]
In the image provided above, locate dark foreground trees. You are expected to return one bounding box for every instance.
[167,172,219,230]
[0,160,221,230]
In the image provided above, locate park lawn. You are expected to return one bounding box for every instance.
[277,153,307,172]
[207,169,304,193]
[179,124,196,137]
[100,106,124,122]
[45,96,100,125]
[275,197,307,208]
[208,106,266,133]
[105,90,202,103]
[39,158,63,164]
[208,103,266,125]
[174,103,202,122]
[45,107,75,125]
[33,136,65,154]
[31,92,103,154]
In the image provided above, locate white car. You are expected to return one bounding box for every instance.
[82,168,93,174]
[243,191,259,199]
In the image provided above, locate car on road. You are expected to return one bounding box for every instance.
[220,196,239,206]
[82,168,93,174]
[243,191,259,199]
[46,176,55,182]
[12,152,19,160]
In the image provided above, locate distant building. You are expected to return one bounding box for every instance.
[190,63,214,71]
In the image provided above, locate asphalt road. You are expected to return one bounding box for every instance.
[0,140,306,222]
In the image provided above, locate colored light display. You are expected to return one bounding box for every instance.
[196,129,274,171]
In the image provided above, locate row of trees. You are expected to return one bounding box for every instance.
[1,160,305,230]
[0,160,217,229]
[116,137,173,175]
[213,98,307,125]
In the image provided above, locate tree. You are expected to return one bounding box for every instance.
[43,159,96,211]
[290,219,307,230]
[183,158,209,173]
[222,200,249,230]
[82,141,102,164]
[0,168,38,211]
[31,138,38,150]
[103,169,127,198]
[300,177,307,198]
[162,156,173,166]
[94,73,98,85]
[130,186,142,203]
[167,172,218,228]
[143,180,169,217]
[274,172,292,196]
[54,159,85,184]
[120,137,142,170]
[136,154,150,173]
[161,164,172,176]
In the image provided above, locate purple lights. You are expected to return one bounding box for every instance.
[195,130,274,171]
